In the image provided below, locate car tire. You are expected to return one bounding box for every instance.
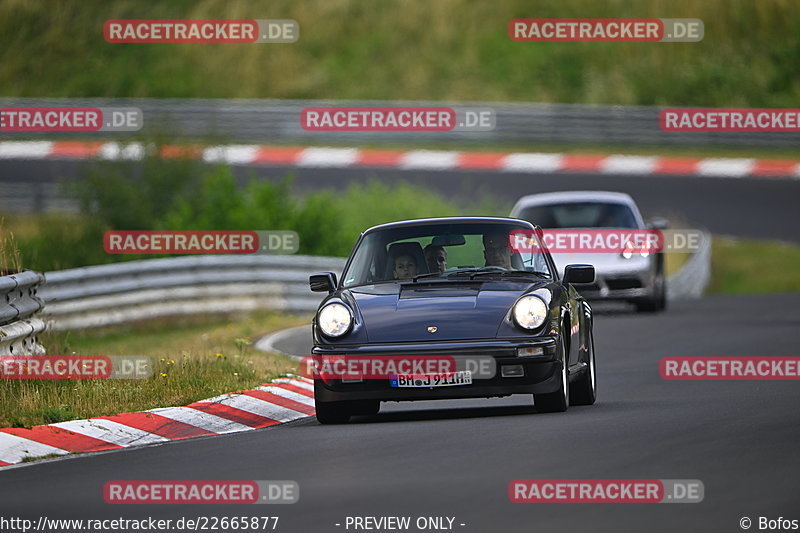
[635,272,666,313]
[569,328,596,406]
[533,334,569,413]
[315,400,352,424]
[350,400,380,416]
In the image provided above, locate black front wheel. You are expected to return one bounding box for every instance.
[635,273,666,313]
[350,400,380,416]
[315,400,352,424]
[569,328,597,406]
[533,334,569,413]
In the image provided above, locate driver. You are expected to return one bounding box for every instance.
[393,253,419,279]
[483,232,513,269]
[424,244,448,274]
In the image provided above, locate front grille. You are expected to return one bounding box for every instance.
[606,278,643,290]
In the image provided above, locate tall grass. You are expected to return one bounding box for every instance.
[0,0,798,106]
[1,311,306,428]
[0,218,23,274]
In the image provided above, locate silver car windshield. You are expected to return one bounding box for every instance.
[341,223,552,288]
[517,202,639,229]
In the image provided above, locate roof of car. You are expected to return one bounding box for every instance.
[511,191,637,212]
[362,216,535,235]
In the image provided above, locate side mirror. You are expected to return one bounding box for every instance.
[564,264,595,284]
[647,217,669,231]
[310,272,337,293]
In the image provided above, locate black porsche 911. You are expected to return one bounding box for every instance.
[308,217,597,424]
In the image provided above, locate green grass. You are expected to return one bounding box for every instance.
[709,237,800,294]
[0,0,799,107]
[0,311,310,428]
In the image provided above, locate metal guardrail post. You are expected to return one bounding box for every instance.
[0,270,46,355]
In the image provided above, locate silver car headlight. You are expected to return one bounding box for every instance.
[512,295,548,331]
[318,303,353,337]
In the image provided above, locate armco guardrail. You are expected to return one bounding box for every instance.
[0,270,46,355]
[1,98,797,148]
[666,231,712,300]
[38,241,708,332]
[40,255,347,330]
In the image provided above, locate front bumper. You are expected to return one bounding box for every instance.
[577,271,655,300]
[312,337,563,402]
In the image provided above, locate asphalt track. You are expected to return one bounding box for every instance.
[1,293,799,532]
[1,159,800,243]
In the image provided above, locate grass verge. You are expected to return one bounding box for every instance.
[0,311,310,428]
[709,237,800,294]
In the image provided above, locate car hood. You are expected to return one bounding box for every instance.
[347,280,549,343]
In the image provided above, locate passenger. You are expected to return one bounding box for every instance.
[424,244,448,274]
[483,232,513,269]
[392,253,419,279]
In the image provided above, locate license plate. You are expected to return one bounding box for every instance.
[389,371,472,388]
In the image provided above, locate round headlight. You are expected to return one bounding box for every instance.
[512,295,548,330]
[318,303,353,337]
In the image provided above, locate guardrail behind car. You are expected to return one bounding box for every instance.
[666,231,712,300]
[39,255,347,330]
[0,270,46,355]
[1,98,797,148]
[35,233,708,331]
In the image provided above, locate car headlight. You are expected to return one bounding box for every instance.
[512,295,548,331]
[318,303,353,337]
[621,244,649,259]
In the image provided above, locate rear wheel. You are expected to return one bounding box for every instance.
[315,400,352,424]
[569,328,597,406]
[533,334,569,413]
[350,400,380,416]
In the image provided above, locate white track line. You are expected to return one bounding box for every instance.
[601,155,658,174]
[202,145,259,165]
[400,150,460,170]
[255,385,315,406]
[271,378,313,391]
[51,419,168,447]
[195,393,308,422]
[501,153,564,173]
[697,158,755,177]
[0,433,69,464]
[0,141,54,159]
[147,406,252,434]
[297,147,359,167]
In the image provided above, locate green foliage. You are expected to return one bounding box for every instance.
[12,152,500,271]
[0,0,799,106]
[709,237,800,294]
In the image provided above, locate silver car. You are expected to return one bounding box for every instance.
[510,191,667,312]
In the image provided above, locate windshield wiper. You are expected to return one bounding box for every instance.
[411,272,444,282]
[412,268,481,282]
[469,270,549,279]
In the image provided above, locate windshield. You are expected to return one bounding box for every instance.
[341,222,552,287]
[517,202,639,229]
